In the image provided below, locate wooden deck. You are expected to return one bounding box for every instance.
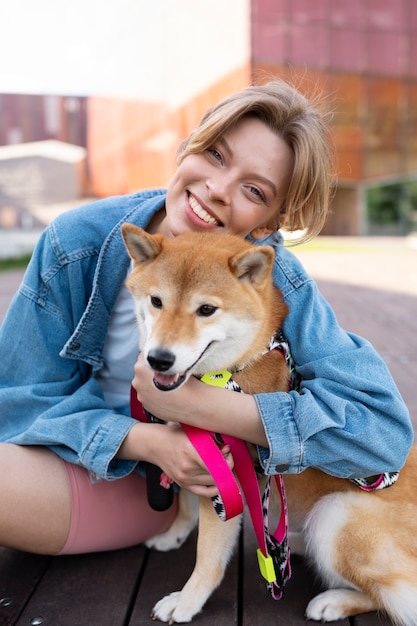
[0,514,393,626]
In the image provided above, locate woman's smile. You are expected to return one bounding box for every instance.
[187,193,222,227]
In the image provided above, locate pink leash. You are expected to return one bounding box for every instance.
[181,424,290,599]
[131,386,290,598]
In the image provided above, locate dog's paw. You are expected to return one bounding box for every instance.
[146,530,186,552]
[151,591,201,623]
[146,492,198,552]
[307,589,362,622]
[145,518,195,552]
[306,590,347,622]
[306,589,376,622]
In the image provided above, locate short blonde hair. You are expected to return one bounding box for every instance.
[177,80,335,243]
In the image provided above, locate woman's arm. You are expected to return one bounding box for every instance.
[0,226,134,480]
[132,356,268,446]
[131,276,413,479]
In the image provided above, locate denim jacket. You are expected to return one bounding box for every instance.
[0,190,412,480]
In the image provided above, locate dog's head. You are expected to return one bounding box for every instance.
[122,224,286,391]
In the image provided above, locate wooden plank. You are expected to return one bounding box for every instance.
[240,514,349,626]
[130,529,239,625]
[241,511,395,626]
[0,523,398,626]
[0,548,51,626]
[15,545,147,626]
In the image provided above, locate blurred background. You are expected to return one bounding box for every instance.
[1,0,417,256]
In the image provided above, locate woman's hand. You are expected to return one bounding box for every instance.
[117,420,232,498]
[132,354,269,447]
[132,354,207,423]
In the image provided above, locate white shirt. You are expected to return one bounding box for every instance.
[96,268,139,409]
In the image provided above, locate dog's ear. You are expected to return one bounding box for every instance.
[230,246,274,288]
[121,223,163,263]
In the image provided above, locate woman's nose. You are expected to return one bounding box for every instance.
[206,174,232,204]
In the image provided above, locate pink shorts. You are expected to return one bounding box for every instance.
[59,462,178,555]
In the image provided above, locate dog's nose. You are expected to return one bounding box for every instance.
[147,349,176,372]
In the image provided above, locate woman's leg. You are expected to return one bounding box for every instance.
[0,443,71,554]
[0,442,178,556]
[59,461,178,555]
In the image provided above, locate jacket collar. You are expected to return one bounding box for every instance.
[60,193,166,369]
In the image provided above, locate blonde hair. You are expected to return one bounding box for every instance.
[177,80,335,243]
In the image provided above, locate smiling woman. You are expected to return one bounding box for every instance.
[0,79,412,617]
[175,81,334,241]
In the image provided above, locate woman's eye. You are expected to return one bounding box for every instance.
[207,147,222,163]
[150,296,163,309]
[248,185,265,201]
[197,304,217,317]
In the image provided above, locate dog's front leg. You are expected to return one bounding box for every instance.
[151,496,242,623]
[146,490,199,552]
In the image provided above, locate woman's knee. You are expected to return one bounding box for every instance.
[0,444,72,554]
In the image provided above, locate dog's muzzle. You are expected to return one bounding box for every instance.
[147,342,214,391]
[146,348,186,391]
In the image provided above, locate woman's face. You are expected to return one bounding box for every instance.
[161,117,294,239]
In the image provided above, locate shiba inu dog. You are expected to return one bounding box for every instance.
[122,224,417,625]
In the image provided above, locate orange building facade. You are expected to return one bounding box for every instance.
[87,67,251,198]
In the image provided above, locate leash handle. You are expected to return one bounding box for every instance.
[144,461,174,511]
[130,386,174,512]
[221,435,266,549]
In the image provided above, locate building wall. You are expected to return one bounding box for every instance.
[252,0,417,78]
[0,94,87,148]
[251,0,417,182]
[251,0,417,234]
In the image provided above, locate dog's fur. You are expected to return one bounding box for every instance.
[122,224,417,625]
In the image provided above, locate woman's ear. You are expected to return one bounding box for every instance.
[250,224,275,240]
[250,226,273,240]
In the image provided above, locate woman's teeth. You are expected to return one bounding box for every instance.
[189,195,219,225]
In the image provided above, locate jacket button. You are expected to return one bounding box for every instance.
[275,464,290,473]
[71,343,80,350]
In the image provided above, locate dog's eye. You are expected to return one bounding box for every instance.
[197,304,217,317]
[150,295,163,309]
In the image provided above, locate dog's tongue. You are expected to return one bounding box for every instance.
[153,372,178,386]
[152,371,187,391]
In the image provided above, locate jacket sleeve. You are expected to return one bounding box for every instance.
[255,256,413,479]
[0,231,137,481]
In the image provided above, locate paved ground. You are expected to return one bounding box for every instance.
[295,236,417,432]
[1,235,416,432]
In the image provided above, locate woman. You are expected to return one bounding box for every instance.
[0,80,412,556]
